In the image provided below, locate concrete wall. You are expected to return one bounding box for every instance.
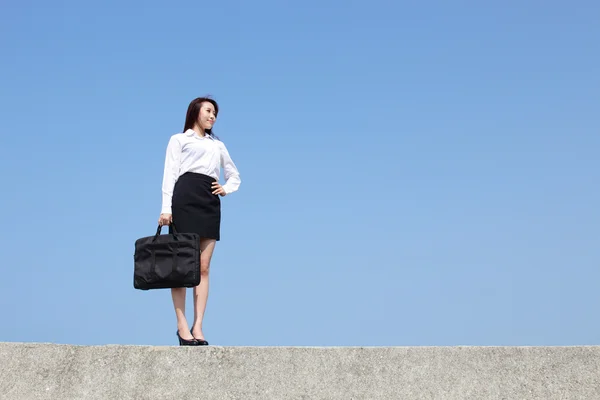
[1,342,599,399]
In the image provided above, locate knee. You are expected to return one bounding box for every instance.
[200,260,210,276]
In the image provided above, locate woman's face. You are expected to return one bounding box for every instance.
[198,101,217,131]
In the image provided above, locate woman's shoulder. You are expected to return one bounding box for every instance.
[211,135,226,147]
[166,131,188,144]
[172,130,191,139]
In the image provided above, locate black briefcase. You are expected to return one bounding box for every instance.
[133,223,201,290]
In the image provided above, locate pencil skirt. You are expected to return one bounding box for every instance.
[170,172,221,241]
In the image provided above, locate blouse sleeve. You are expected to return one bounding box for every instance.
[161,135,182,214]
[220,142,241,195]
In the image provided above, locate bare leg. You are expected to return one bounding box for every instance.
[191,238,216,340]
[171,287,194,340]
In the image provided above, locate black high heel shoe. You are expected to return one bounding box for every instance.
[177,331,199,346]
[190,329,209,346]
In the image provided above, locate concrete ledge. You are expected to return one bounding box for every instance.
[1,342,599,399]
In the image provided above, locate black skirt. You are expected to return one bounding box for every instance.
[170,172,221,241]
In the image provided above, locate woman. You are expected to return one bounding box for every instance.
[158,96,241,346]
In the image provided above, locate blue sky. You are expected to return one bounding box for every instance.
[1,0,598,347]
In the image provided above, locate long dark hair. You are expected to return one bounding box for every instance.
[183,96,220,137]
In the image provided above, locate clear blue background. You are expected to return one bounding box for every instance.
[1,1,598,347]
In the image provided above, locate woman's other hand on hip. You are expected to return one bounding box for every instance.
[211,182,227,196]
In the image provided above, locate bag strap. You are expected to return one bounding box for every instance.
[153,222,179,240]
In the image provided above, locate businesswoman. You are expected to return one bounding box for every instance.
[158,97,241,346]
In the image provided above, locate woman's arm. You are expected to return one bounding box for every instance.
[219,142,241,195]
[161,135,182,214]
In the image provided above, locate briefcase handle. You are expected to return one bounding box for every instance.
[153,222,180,241]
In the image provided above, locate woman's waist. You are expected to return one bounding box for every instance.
[178,170,218,182]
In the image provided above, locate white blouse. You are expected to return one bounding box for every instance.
[161,129,241,214]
